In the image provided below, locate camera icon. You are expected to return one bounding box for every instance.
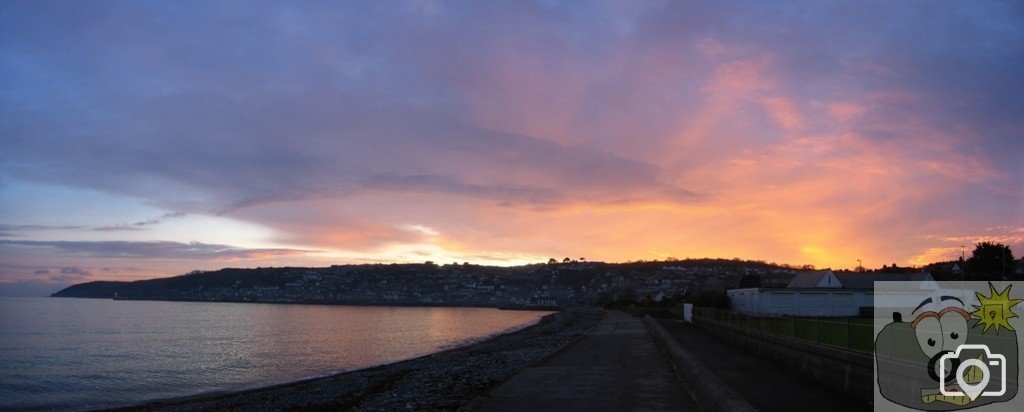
[939,344,1007,400]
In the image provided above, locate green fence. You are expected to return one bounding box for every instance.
[694,307,873,353]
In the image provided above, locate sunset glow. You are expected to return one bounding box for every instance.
[1,1,1022,289]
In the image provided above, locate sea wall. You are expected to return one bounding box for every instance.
[643,316,757,412]
[693,317,873,404]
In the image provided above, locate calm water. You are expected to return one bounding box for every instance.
[0,297,550,410]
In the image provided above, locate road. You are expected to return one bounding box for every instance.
[468,310,696,411]
[657,319,868,412]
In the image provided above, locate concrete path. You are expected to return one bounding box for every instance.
[468,311,696,412]
[657,319,867,412]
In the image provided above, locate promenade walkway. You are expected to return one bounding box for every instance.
[468,310,696,411]
[658,319,867,412]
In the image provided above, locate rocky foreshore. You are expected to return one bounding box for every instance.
[115,308,604,411]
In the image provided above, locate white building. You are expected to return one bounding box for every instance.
[727,270,935,317]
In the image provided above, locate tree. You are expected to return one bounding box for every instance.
[547,258,558,265]
[686,290,730,309]
[737,274,761,288]
[968,242,1015,280]
[563,257,571,263]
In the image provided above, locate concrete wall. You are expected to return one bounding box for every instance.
[643,316,757,412]
[694,315,873,404]
[728,288,872,317]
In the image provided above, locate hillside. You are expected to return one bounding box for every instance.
[50,260,798,307]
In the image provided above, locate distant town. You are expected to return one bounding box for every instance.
[53,259,800,308]
[50,247,1024,309]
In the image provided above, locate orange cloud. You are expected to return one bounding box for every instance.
[7,12,1020,285]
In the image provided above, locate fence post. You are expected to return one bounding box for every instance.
[845,317,850,350]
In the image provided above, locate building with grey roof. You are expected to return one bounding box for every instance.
[728,270,934,317]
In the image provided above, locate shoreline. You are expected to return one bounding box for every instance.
[51,295,561,312]
[110,307,604,411]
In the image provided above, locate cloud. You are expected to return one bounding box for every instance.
[1,2,703,215]
[357,174,564,207]
[0,224,86,235]
[0,240,315,261]
[1,220,189,234]
[49,266,93,283]
[92,212,188,231]
[92,225,146,232]
[399,224,440,237]
[0,1,1021,272]
[134,212,187,226]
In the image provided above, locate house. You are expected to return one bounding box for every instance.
[787,270,842,288]
[727,270,935,317]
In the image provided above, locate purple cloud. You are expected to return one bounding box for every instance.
[0,240,315,260]
[0,1,1021,271]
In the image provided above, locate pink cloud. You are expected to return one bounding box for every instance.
[3,2,1020,279]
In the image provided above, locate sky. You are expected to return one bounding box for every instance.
[1,1,1023,291]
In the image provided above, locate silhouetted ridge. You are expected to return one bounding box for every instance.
[48,260,804,307]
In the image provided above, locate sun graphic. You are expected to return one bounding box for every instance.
[970,282,1023,334]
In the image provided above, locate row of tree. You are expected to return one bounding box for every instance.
[925,242,1020,281]
[545,242,1020,281]
[547,257,587,264]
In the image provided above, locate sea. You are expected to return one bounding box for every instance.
[0,297,551,410]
